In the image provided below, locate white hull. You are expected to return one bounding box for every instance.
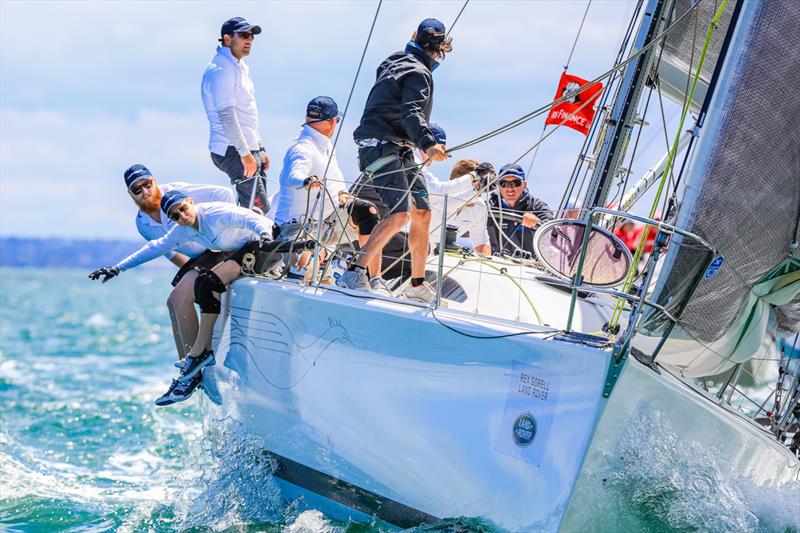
[210,266,798,531]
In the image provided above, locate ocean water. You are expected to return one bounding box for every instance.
[1,268,798,532]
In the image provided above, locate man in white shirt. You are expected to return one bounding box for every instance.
[425,156,492,256]
[90,190,274,406]
[201,16,270,211]
[274,96,381,285]
[122,164,235,359]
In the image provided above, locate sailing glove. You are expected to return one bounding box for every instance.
[89,266,120,283]
[475,162,496,190]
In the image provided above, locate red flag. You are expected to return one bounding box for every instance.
[545,72,603,135]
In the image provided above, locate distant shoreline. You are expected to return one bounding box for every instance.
[0,236,171,269]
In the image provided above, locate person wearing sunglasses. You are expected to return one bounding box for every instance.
[487,164,554,258]
[121,164,235,361]
[89,190,274,406]
[202,16,271,212]
[344,18,454,303]
[273,96,381,285]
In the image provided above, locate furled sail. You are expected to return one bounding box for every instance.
[639,0,800,377]
[653,0,739,112]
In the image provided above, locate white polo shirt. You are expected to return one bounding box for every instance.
[201,46,261,156]
[135,182,236,260]
[274,124,348,225]
[118,202,273,272]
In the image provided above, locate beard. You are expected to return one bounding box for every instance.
[137,186,162,213]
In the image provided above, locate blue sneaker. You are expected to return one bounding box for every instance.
[154,372,203,406]
[178,349,215,383]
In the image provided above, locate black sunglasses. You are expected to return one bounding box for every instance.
[130,178,154,196]
[236,31,255,40]
[499,178,523,188]
[168,203,189,221]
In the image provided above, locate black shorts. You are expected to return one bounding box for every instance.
[355,143,430,215]
[171,250,228,287]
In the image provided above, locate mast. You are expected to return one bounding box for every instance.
[582,0,675,210]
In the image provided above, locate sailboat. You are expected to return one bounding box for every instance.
[209,0,800,530]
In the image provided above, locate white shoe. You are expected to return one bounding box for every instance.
[402,281,436,304]
[341,268,372,292]
[369,277,393,297]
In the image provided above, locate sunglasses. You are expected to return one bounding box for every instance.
[129,178,154,196]
[236,31,255,40]
[168,203,190,221]
[499,178,523,188]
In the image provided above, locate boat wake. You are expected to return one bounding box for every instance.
[608,408,800,533]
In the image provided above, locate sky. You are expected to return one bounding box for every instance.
[0,0,681,239]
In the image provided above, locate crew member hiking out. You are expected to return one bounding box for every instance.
[343,18,452,304]
[89,191,274,406]
[201,16,271,211]
[120,164,235,361]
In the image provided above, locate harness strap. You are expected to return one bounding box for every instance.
[364,153,401,178]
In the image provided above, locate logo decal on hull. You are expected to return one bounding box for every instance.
[512,412,537,447]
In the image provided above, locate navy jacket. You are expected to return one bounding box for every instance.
[487,190,554,257]
[353,43,438,151]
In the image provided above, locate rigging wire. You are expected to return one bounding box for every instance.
[445,0,707,155]
[307,0,383,282]
[446,0,470,38]
[525,0,593,178]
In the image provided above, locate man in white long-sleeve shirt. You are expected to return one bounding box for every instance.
[90,190,273,406]
[123,164,236,359]
[201,16,270,211]
[274,96,381,284]
[424,158,492,256]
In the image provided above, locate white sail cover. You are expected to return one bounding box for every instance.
[641,0,800,376]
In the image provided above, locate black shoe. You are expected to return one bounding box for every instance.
[178,349,215,383]
[155,373,204,406]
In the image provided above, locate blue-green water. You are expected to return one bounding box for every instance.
[1,268,798,532]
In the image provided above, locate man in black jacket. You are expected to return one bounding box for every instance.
[487,164,554,258]
[343,18,451,304]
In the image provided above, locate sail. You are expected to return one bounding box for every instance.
[653,0,739,112]
[640,0,800,376]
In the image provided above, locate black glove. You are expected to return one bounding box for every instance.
[259,232,272,248]
[344,197,377,217]
[89,266,119,283]
[302,175,319,189]
[475,162,496,190]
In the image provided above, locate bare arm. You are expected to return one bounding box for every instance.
[169,253,190,268]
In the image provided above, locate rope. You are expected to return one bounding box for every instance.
[607,0,730,330]
[564,0,593,70]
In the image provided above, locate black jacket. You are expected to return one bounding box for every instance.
[487,190,554,257]
[353,43,438,151]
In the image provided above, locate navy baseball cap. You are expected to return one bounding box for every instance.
[220,17,262,38]
[306,96,340,121]
[498,163,526,180]
[417,18,446,39]
[429,122,446,145]
[124,164,153,189]
[161,190,189,215]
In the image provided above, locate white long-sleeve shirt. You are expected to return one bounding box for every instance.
[116,202,273,271]
[422,164,490,249]
[135,182,236,260]
[274,125,348,225]
[201,46,261,156]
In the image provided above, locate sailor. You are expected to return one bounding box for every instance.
[201,16,270,211]
[122,164,236,359]
[487,164,554,258]
[89,190,274,406]
[273,96,380,285]
[343,18,452,303]
[418,124,492,256]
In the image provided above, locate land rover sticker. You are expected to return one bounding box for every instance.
[512,413,537,446]
[496,360,561,466]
